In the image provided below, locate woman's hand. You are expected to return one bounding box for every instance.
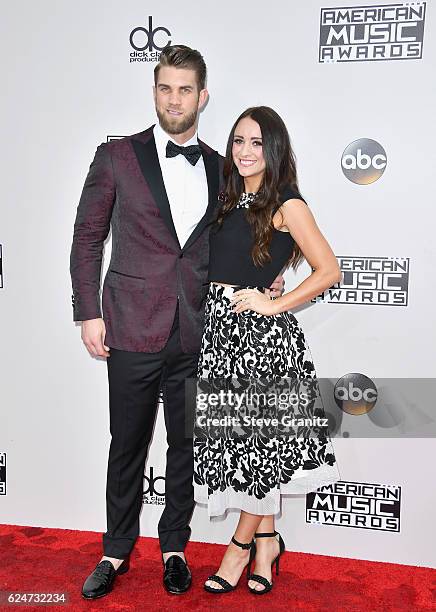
[230,288,279,316]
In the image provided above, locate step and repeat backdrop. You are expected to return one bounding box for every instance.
[1,1,435,568]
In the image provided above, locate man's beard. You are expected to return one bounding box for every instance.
[156,106,198,135]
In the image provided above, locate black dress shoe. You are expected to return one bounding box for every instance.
[163,555,192,594]
[81,558,129,599]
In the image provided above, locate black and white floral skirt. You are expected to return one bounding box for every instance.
[193,283,340,517]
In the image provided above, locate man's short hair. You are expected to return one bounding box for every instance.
[154,45,207,91]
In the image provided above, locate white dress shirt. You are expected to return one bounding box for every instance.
[153,122,209,248]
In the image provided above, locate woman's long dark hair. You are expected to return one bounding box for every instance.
[215,106,305,271]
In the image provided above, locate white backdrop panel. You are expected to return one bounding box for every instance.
[1,0,435,568]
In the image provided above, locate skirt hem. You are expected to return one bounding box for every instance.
[194,464,341,517]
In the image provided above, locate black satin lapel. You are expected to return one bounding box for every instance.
[131,137,181,249]
[182,148,219,252]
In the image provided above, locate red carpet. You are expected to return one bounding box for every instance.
[1,524,435,611]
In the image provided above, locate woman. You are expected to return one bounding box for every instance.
[193,106,341,594]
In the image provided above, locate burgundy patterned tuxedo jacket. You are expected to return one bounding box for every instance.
[70,125,223,353]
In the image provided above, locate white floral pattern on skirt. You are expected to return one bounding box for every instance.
[193,283,341,517]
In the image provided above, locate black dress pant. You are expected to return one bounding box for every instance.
[102,303,198,558]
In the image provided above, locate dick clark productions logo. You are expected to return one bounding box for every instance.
[129,16,171,63]
[143,466,165,505]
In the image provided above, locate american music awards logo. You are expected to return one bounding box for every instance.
[319,2,426,62]
[143,466,165,505]
[129,16,172,63]
[0,453,6,495]
[313,256,410,306]
[306,480,401,532]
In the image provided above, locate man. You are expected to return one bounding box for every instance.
[70,45,283,598]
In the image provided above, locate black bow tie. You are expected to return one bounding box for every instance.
[166,140,202,166]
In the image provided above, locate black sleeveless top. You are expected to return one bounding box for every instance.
[208,185,306,287]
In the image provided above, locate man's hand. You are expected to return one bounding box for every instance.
[81,318,110,358]
[266,274,285,299]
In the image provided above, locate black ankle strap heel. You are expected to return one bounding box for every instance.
[232,536,257,578]
[248,531,286,595]
[204,536,256,594]
[231,535,253,549]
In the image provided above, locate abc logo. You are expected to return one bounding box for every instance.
[130,16,171,52]
[341,138,387,184]
[334,373,377,415]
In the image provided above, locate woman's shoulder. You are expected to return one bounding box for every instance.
[278,184,306,205]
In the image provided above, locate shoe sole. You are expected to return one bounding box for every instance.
[81,587,113,600]
[163,584,192,595]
